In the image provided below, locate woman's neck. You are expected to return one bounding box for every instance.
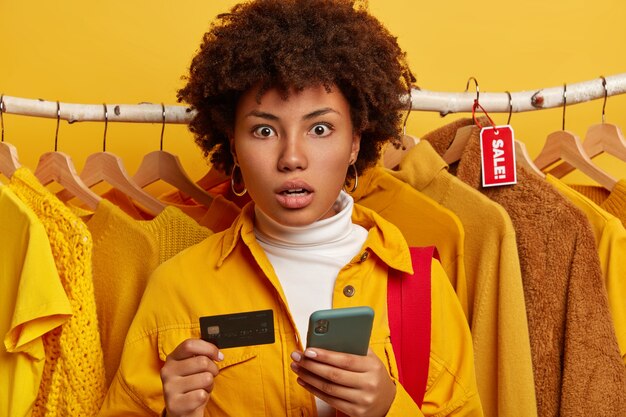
[254,191,353,247]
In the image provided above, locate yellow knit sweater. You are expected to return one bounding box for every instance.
[9,168,106,417]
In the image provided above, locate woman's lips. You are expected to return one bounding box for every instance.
[275,181,314,209]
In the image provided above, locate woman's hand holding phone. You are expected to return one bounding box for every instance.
[160,338,224,417]
[289,306,396,416]
[290,347,396,417]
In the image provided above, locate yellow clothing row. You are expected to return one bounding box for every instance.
[422,118,626,417]
[98,203,483,416]
[7,168,107,417]
[1,167,216,417]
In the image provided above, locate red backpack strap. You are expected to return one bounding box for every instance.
[387,246,435,408]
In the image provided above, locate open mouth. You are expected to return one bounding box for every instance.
[281,188,309,196]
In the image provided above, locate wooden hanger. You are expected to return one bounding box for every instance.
[35,151,101,209]
[0,95,21,179]
[56,105,166,214]
[443,78,482,165]
[534,84,616,190]
[515,140,545,178]
[442,125,473,165]
[383,134,420,169]
[132,104,214,207]
[0,142,21,178]
[196,166,230,191]
[548,77,626,178]
[34,101,101,209]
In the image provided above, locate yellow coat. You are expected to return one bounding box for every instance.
[99,203,483,416]
[389,140,536,417]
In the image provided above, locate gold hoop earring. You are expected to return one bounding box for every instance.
[230,163,247,197]
[344,164,358,193]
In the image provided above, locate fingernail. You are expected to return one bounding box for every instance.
[296,378,306,387]
[217,351,224,361]
[290,351,302,362]
[290,362,299,372]
[304,349,317,358]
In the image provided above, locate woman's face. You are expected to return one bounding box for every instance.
[232,84,361,227]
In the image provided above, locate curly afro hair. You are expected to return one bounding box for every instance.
[177,0,415,178]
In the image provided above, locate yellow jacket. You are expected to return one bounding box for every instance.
[353,167,468,316]
[99,203,483,416]
[389,140,536,417]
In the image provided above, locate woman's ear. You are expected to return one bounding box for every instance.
[350,133,361,163]
[229,137,238,165]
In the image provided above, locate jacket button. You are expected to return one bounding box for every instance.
[359,252,369,263]
[343,285,356,297]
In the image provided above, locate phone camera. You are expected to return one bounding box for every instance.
[314,319,329,334]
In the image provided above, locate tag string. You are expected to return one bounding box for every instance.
[472,99,498,132]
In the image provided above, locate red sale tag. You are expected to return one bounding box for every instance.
[479,125,517,187]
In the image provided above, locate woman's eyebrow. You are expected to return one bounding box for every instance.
[246,110,279,120]
[303,108,339,120]
[245,107,339,121]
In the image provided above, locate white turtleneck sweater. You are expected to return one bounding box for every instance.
[254,191,368,416]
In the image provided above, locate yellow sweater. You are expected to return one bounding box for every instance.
[84,200,213,386]
[547,175,626,363]
[389,140,537,417]
[0,186,71,417]
[8,168,106,417]
[353,167,469,315]
[569,179,626,227]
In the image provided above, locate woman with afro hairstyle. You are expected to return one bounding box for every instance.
[98,1,483,416]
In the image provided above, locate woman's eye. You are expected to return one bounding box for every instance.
[310,124,333,137]
[253,126,276,138]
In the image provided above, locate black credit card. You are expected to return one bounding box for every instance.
[199,309,275,349]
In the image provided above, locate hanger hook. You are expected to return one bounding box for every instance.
[103,103,108,152]
[0,94,5,143]
[505,91,513,125]
[600,75,608,124]
[561,83,567,131]
[160,103,166,151]
[55,100,61,152]
[465,76,480,103]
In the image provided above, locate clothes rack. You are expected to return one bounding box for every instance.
[2,73,625,124]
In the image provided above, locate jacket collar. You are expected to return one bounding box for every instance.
[217,201,413,274]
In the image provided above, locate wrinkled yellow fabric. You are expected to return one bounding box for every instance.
[0,186,71,417]
[9,168,107,417]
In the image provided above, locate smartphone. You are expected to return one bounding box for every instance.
[306,306,374,356]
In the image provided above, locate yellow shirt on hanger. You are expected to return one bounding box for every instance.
[547,174,626,363]
[352,166,468,315]
[388,140,537,417]
[98,203,483,416]
[0,186,71,417]
[8,167,107,417]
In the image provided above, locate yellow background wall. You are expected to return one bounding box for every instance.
[1,0,625,186]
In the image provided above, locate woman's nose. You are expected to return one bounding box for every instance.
[277,135,308,172]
